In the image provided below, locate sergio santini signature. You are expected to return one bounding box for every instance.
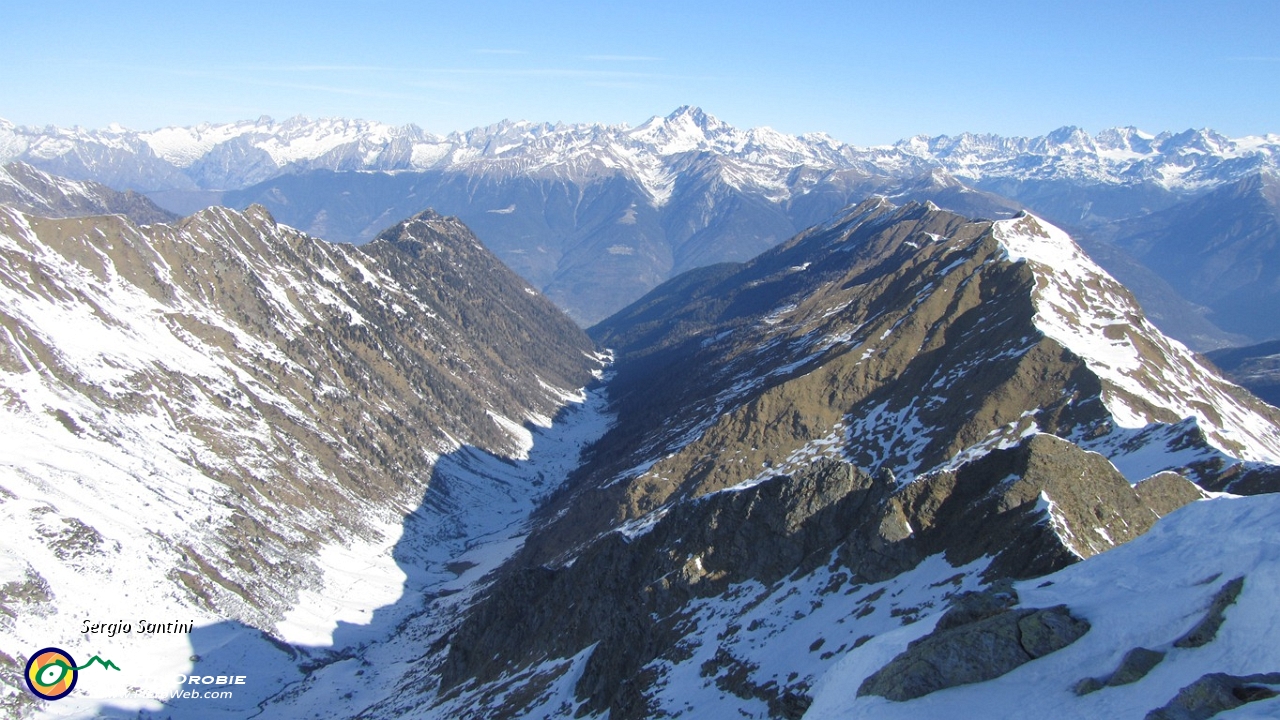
[82,619,195,637]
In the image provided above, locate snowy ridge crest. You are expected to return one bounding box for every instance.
[992,213,1280,465]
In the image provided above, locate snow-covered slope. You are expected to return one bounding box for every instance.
[806,492,1280,719]
[0,201,600,718]
[0,161,176,224]
[992,213,1280,473]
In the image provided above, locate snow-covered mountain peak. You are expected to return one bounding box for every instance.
[1042,125,1096,152]
[1095,125,1157,152]
[665,104,718,129]
[628,105,731,154]
[992,212,1280,465]
[993,211,1085,264]
[1164,127,1231,154]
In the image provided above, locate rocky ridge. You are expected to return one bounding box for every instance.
[0,198,598,717]
[412,201,1280,718]
[571,202,1279,548]
[0,161,177,225]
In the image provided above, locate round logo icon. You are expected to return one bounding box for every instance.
[25,647,78,700]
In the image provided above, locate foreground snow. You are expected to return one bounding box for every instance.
[806,493,1280,719]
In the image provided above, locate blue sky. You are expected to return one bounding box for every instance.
[2,0,1277,144]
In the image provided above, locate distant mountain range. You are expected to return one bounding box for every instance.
[3,109,1278,336]
[5,109,1275,197]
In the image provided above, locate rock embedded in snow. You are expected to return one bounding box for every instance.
[1075,646,1166,695]
[1145,672,1280,720]
[1172,576,1244,649]
[856,604,1090,701]
[1134,472,1208,517]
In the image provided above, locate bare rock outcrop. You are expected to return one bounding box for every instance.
[1146,672,1280,720]
[858,604,1089,701]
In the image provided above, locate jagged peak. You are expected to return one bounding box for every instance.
[1045,125,1089,142]
[665,105,716,126]
[243,203,276,225]
[666,104,698,119]
[405,207,449,224]
[886,199,937,222]
[375,208,476,248]
[183,203,256,226]
[625,106,737,151]
[1161,127,1233,153]
[1095,125,1158,151]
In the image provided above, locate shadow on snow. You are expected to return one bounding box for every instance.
[88,383,610,719]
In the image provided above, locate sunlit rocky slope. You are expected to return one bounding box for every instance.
[428,200,1280,719]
